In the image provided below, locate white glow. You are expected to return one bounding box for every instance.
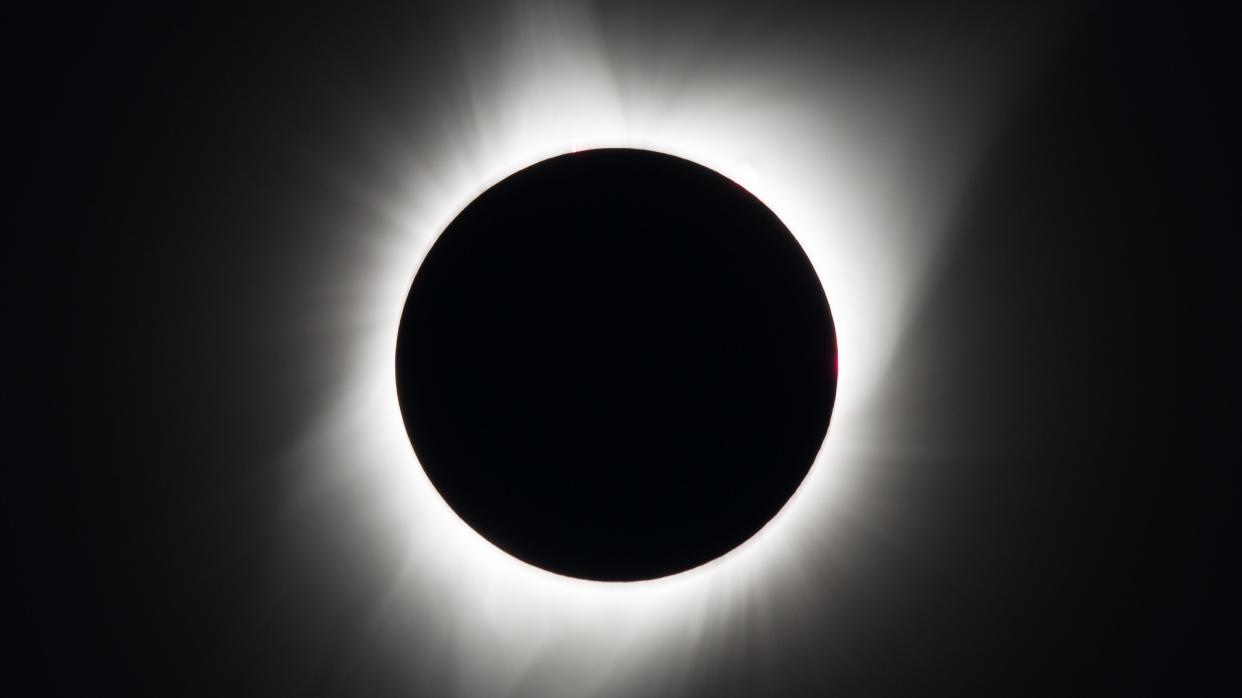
[281,2,1061,695]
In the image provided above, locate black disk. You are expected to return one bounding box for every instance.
[396,148,836,581]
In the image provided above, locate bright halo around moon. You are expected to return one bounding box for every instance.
[284,3,1058,696]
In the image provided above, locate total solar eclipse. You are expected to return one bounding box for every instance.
[396,149,837,581]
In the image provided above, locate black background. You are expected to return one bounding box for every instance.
[16,2,1237,695]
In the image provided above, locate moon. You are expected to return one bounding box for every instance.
[396,148,837,581]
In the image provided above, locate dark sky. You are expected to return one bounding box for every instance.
[17,2,1237,695]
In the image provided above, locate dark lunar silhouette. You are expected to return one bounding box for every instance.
[397,149,836,580]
